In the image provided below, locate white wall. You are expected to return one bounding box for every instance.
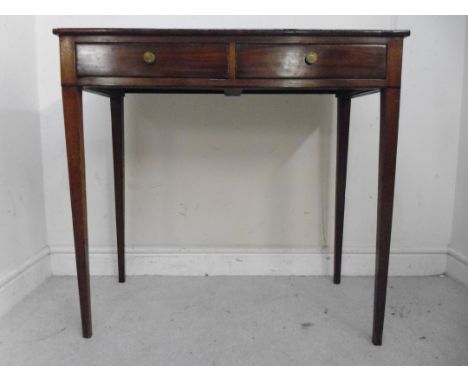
[448,18,468,284]
[0,16,49,315]
[32,16,467,276]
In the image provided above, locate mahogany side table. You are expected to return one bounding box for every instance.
[53,28,410,345]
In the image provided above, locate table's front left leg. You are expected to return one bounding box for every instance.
[62,86,92,338]
[372,87,401,345]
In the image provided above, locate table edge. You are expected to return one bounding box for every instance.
[52,28,411,38]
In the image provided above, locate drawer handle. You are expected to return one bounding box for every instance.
[305,52,318,65]
[143,51,156,64]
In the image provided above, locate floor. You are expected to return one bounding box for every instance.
[0,275,467,365]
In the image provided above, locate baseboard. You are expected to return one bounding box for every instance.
[0,245,450,316]
[0,246,51,317]
[0,245,457,320]
[50,246,447,277]
[446,247,468,286]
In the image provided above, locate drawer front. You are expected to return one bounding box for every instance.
[76,43,229,78]
[236,44,387,79]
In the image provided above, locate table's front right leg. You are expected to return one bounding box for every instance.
[372,87,401,345]
[62,86,92,338]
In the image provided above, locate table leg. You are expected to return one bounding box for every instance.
[62,86,92,338]
[372,87,401,345]
[110,95,125,283]
[334,95,351,284]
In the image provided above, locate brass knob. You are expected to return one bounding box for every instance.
[305,52,318,65]
[143,51,156,64]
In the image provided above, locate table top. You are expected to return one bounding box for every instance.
[52,28,411,38]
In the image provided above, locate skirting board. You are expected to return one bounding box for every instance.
[2,246,464,319]
[0,246,51,317]
[50,246,447,277]
[447,248,468,286]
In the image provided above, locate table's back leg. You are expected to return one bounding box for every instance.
[62,86,92,338]
[372,87,401,345]
[110,95,126,283]
[334,95,351,284]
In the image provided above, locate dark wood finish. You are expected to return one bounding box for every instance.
[372,87,401,345]
[237,44,386,79]
[110,95,125,283]
[334,95,351,284]
[61,86,92,338]
[77,77,388,91]
[59,37,77,86]
[76,43,229,78]
[54,28,409,345]
[54,29,409,93]
[53,28,411,37]
[386,39,404,87]
[227,42,236,79]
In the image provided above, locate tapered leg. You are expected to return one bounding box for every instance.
[334,96,351,284]
[372,88,401,345]
[62,86,92,338]
[110,95,125,283]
